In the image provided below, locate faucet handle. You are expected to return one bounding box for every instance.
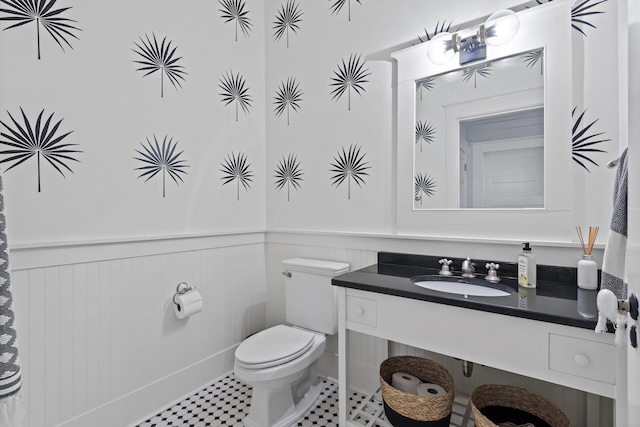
[438,258,453,276]
[461,257,475,278]
[484,263,501,283]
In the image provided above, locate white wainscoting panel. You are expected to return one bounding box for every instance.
[9,230,614,426]
[10,233,267,427]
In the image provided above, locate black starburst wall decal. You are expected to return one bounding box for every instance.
[219,0,252,41]
[536,0,607,36]
[330,144,370,200]
[273,0,302,48]
[415,120,435,153]
[418,20,453,43]
[133,33,187,98]
[134,135,189,198]
[572,107,609,172]
[522,49,544,74]
[274,154,303,201]
[274,76,303,125]
[0,0,81,60]
[415,173,436,205]
[462,63,492,89]
[220,151,254,201]
[330,54,370,111]
[219,70,253,121]
[416,77,435,101]
[329,0,362,22]
[0,107,81,192]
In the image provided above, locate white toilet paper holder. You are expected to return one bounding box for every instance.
[173,282,195,305]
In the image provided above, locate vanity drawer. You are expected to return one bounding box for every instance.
[346,295,377,327]
[548,333,615,384]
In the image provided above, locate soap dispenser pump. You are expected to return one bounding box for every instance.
[518,242,537,288]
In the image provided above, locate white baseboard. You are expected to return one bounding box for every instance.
[56,346,238,427]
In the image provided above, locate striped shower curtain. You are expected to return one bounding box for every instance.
[0,169,22,425]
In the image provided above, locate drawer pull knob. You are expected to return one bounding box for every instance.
[355,307,364,315]
[574,354,590,366]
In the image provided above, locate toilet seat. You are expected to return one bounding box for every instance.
[235,325,315,369]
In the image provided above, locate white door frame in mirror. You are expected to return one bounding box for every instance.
[445,88,544,209]
[392,0,574,242]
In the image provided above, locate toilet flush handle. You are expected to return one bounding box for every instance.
[282,271,292,278]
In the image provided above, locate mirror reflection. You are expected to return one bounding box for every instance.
[414,48,544,209]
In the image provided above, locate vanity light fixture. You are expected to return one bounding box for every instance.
[426,9,520,66]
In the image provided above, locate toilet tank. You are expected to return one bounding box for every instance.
[282,258,350,335]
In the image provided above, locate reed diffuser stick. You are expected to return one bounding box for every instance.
[576,226,599,255]
[587,226,599,255]
[576,226,587,255]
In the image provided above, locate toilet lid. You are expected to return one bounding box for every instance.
[235,325,315,369]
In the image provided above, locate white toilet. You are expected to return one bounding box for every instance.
[234,258,350,427]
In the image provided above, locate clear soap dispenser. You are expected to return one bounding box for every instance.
[518,242,537,288]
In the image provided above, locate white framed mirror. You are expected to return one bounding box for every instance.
[414,49,545,209]
[392,0,575,241]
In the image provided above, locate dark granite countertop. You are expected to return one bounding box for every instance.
[332,252,605,330]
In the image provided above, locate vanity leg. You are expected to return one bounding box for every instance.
[338,288,348,426]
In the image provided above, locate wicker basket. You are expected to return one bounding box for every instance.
[379,356,454,425]
[471,384,571,427]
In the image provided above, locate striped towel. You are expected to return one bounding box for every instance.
[0,170,22,425]
[596,148,628,338]
[601,148,628,299]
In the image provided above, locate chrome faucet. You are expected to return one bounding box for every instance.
[438,258,453,276]
[484,263,501,283]
[461,257,475,278]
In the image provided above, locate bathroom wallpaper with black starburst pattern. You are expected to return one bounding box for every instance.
[219,0,253,41]
[329,144,370,200]
[329,54,370,111]
[329,0,364,22]
[274,154,303,201]
[0,0,81,59]
[273,76,303,124]
[220,151,254,201]
[0,0,621,242]
[219,70,253,121]
[415,121,435,153]
[462,64,492,89]
[273,0,303,48]
[415,173,436,205]
[0,107,81,193]
[572,107,610,173]
[536,0,608,36]
[134,135,189,198]
[418,20,454,44]
[133,33,187,98]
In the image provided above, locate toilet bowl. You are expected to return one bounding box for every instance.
[233,258,349,427]
[234,325,326,427]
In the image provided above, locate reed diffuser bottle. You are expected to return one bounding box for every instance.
[576,226,599,290]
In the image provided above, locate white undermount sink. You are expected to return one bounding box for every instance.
[411,275,515,297]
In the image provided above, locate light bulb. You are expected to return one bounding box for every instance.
[426,32,455,65]
[485,9,520,47]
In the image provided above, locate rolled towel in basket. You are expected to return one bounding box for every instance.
[391,372,421,394]
[416,382,446,397]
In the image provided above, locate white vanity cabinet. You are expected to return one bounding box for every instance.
[337,287,617,426]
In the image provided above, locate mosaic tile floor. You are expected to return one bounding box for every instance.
[136,374,376,427]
